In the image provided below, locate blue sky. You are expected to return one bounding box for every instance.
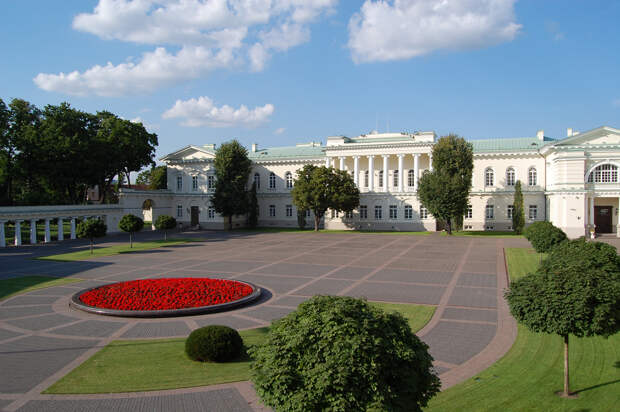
[1,0,619,161]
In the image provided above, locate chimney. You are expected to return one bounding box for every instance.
[567,128,573,137]
[251,143,258,152]
[536,130,544,141]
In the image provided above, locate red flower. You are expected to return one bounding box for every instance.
[79,278,254,311]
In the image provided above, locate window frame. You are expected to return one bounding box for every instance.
[393,170,398,188]
[404,205,413,220]
[407,170,415,187]
[360,205,368,219]
[507,204,514,219]
[285,171,293,189]
[374,205,382,220]
[253,173,261,189]
[466,205,473,219]
[484,168,494,187]
[389,205,397,219]
[176,175,183,191]
[269,172,276,189]
[269,204,276,217]
[529,205,538,220]
[528,167,537,186]
[207,206,215,219]
[485,204,494,219]
[192,175,198,191]
[378,170,383,188]
[286,204,293,217]
[177,205,183,217]
[420,206,428,219]
[506,167,516,186]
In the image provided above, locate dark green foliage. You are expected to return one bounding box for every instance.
[512,180,525,234]
[250,296,440,412]
[211,141,252,230]
[76,218,107,254]
[154,215,176,240]
[119,214,144,248]
[523,221,567,253]
[297,209,307,230]
[417,135,473,234]
[505,238,620,395]
[291,165,360,231]
[136,166,167,189]
[185,325,243,362]
[247,182,258,228]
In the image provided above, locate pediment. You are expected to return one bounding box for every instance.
[160,145,216,162]
[554,126,620,146]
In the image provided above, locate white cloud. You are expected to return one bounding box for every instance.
[162,96,274,128]
[348,0,521,63]
[275,127,286,134]
[36,0,337,96]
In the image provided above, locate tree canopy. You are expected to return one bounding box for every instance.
[211,140,252,230]
[76,218,107,254]
[523,221,567,253]
[154,215,176,240]
[417,134,473,234]
[291,165,359,231]
[119,214,144,248]
[136,165,167,189]
[505,238,620,396]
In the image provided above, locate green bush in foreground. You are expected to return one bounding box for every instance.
[76,218,107,254]
[523,221,567,253]
[185,325,243,362]
[154,215,176,240]
[250,296,440,412]
[119,214,144,248]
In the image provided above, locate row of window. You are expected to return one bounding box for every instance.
[484,204,538,220]
[176,205,216,219]
[254,172,293,190]
[587,164,618,183]
[176,175,215,191]
[484,167,537,187]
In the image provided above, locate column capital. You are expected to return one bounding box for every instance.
[397,153,405,158]
[339,156,345,160]
[382,154,389,159]
[353,155,360,159]
[367,155,374,159]
[414,153,421,158]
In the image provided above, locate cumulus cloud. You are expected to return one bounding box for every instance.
[35,0,336,96]
[348,0,521,63]
[162,96,275,128]
[275,127,286,134]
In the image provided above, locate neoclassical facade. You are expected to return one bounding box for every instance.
[146,125,620,238]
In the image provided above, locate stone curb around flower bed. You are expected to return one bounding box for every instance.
[69,279,262,318]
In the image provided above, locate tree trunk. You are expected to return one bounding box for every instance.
[228,215,233,231]
[164,230,167,240]
[563,334,570,396]
[446,217,452,235]
[90,239,93,254]
[314,214,320,232]
[130,232,133,248]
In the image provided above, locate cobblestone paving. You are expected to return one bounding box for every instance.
[0,231,527,411]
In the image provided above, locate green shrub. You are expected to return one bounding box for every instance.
[523,221,567,253]
[154,215,176,240]
[185,325,243,362]
[250,296,440,412]
[76,218,107,254]
[118,214,144,247]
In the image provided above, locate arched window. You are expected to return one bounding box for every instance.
[285,171,293,188]
[587,163,619,183]
[528,167,537,186]
[378,170,384,187]
[253,173,260,189]
[269,172,276,189]
[506,167,515,186]
[364,171,369,187]
[485,168,494,187]
[408,170,415,187]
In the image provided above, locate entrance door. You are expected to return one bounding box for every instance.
[190,206,199,227]
[594,206,613,233]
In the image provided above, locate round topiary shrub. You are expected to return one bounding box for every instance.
[523,221,567,253]
[250,296,440,412]
[185,325,243,362]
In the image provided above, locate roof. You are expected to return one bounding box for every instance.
[347,136,415,144]
[468,136,555,153]
[248,145,325,160]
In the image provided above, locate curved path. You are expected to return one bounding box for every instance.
[0,231,525,412]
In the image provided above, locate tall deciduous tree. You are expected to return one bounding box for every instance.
[512,180,525,234]
[247,181,258,228]
[505,239,620,397]
[291,165,360,231]
[211,140,252,230]
[417,134,473,234]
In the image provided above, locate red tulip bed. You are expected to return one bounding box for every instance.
[78,278,255,311]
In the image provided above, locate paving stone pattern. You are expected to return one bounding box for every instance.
[0,231,528,411]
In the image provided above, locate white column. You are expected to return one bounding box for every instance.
[429,152,433,171]
[30,219,37,244]
[382,155,389,192]
[14,220,22,246]
[70,217,77,239]
[589,196,594,226]
[368,155,374,191]
[353,156,359,187]
[44,219,51,243]
[325,157,330,167]
[339,157,345,170]
[414,154,420,191]
[0,221,5,248]
[397,154,404,193]
[57,217,64,241]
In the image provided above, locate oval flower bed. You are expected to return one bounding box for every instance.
[70,278,261,317]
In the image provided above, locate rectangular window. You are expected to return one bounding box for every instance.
[529,205,538,220]
[345,210,353,219]
[192,176,198,191]
[374,205,382,220]
[420,206,428,219]
[286,205,293,217]
[177,205,183,217]
[176,175,183,191]
[389,205,397,219]
[306,209,311,217]
[393,171,398,188]
[207,175,215,190]
[208,206,215,219]
[269,205,276,217]
[364,171,369,188]
[486,205,494,219]
[507,205,514,219]
[466,205,473,219]
[360,205,368,219]
[404,205,412,220]
[330,210,339,219]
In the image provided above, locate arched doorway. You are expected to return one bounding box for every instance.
[142,199,154,225]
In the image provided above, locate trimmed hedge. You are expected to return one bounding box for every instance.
[523,221,567,253]
[185,325,243,362]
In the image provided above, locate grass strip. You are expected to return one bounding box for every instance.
[425,247,619,412]
[441,230,524,238]
[238,227,431,235]
[36,238,198,262]
[0,275,82,301]
[44,302,435,394]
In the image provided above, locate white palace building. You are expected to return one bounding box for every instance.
[2,125,620,247]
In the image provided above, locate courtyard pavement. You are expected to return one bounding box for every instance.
[0,230,530,411]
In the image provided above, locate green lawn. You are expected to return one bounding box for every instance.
[442,230,523,238]
[0,275,82,301]
[239,227,431,235]
[425,248,619,412]
[37,238,198,261]
[44,302,435,394]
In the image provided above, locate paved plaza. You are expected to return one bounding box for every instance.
[0,231,530,411]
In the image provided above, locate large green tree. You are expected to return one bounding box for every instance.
[291,165,359,231]
[211,140,252,230]
[505,239,620,397]
[136,165,167,189]
[417,134,473,234]
[512,180,525,234]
